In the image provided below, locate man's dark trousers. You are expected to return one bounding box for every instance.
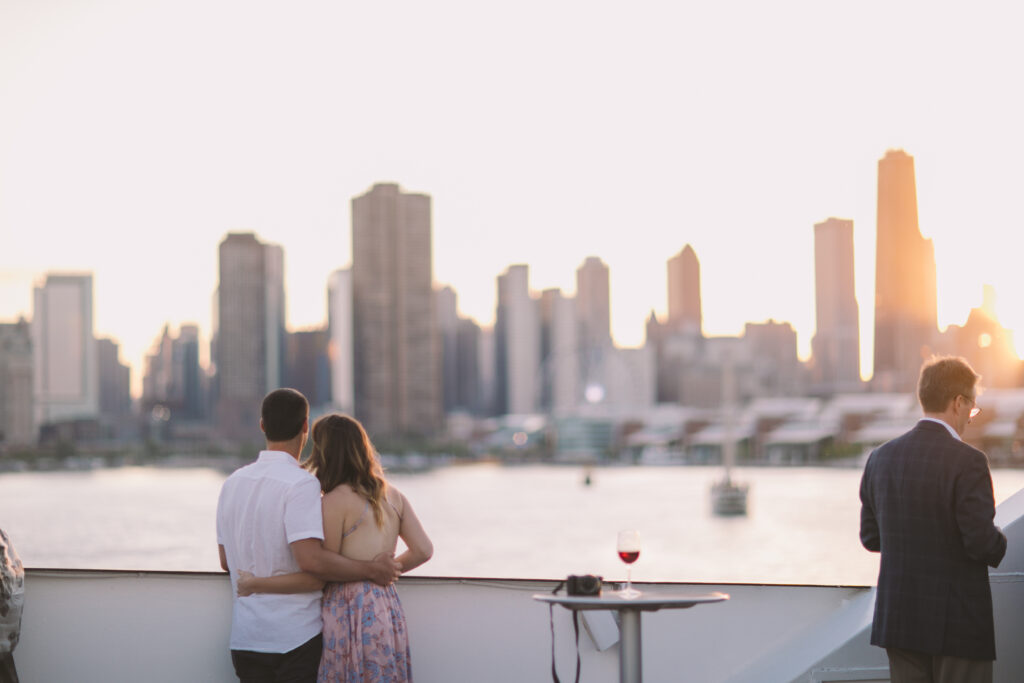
[231,633,322,683]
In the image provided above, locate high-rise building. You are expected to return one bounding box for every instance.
[286,328,331,409]
[744,320,804,396]
[352,183,441,436]
[575,257,611,399]
[667,245,702,335]
[873,149,937,391]
[143,324,204,421]
[177,324,204,420]
[936,286,1024,388]
[142,325,174,411]
[539,288,579,413]
[31,273,98,427]
[495,264,540,416]
[213,233,285,440]
[436,286,483,416]
[96,337,131,419]
[437,286,460,415]
[0,319,34,446]
[576,256,611,350]
[811,218,861,393]
[455,316,483,415]
[651,245,705,404]
[599,346,656,410]
[327,268,354,415]
[477,326,496,417]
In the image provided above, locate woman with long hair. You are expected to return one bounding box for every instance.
[238,414,432,682]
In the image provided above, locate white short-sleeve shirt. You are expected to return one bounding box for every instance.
[216,450,325,652]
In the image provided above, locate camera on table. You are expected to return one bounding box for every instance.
[566,574,602,596]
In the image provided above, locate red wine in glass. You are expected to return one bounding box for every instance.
[616,530,641,598]
[618,550,640,564]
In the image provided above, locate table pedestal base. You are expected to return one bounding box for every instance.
[532,590,728,683]
[619,609,642,683]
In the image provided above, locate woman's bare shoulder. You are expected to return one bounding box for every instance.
[323,484,361,509]
[385,485,407,516]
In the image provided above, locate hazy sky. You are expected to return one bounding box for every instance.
[3,1,1024,394]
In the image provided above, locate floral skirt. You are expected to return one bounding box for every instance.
[318,581,412,683]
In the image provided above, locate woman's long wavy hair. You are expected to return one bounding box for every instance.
[307,414,388,528]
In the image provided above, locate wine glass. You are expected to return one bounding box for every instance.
[617,529,641,598]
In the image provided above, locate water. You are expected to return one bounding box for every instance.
[3,463,1024,586]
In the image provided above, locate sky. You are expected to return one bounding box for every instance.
[3,1,1024,396]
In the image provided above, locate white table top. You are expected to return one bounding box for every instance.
[533,590,729,612]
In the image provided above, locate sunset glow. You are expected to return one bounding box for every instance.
[2,1,1024,390]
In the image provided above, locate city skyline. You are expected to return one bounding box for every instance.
[10,205,1020,404]
[3,2,1024,388]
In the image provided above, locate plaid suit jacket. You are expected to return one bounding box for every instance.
[860,419,1007,660]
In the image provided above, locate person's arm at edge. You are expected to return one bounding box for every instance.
[859,457,880,552]
[394,490,433,573]
[955,451,1007,567]
[219,544,229,572]
[291,538,400,585]
[236,569,324,596]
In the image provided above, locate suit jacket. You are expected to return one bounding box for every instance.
[860,419,1007,660]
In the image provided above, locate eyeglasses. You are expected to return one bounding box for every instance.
[961,395,982,420]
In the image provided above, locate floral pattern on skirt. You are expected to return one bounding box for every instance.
[318,580,412,683]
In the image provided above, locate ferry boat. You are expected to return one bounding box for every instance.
[14,488,1024,682]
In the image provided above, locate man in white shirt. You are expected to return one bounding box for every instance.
[217,388,401,682]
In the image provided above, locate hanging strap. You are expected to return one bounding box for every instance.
[550,580,563,683]
[571,611,582,683]
[548,581,582,683]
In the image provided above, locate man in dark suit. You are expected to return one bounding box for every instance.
[860,356,1007,683]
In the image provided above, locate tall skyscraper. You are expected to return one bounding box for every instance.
[437,285,460,415]
[142,325,174,411]
[31,273,98,427]
[436,285,483,416]
[811,218,861,393]
[286,328,331,409]
[352,183,441,436]
[575,256,611,400]
[477,326,496,416]
[327,268,354,415]
[96,337,132,419]
[744,320,804,396]
[539,288,579,413]
[667,244,702,335]
[494,264,540,416]
[0,319,34,445]
[142,324,203,420]
[213,232,285,440]
[873,149,937,391]
[576,256,611,350]
[176,324,204,419]
[455,316,483,415]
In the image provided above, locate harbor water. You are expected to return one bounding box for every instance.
[3,463,1024,585]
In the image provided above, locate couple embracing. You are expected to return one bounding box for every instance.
[216,388,433,683]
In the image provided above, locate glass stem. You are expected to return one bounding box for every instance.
[626,565,632,593]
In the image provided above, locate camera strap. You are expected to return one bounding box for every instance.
[548,581,582,683]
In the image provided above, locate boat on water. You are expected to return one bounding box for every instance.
[711,477,750,516]
[13,487,1024,682]
[712,353,750,517]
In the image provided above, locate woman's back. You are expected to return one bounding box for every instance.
[322,484,403,562]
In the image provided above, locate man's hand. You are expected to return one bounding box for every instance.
[236,570,256,597]
[367,553,402,586]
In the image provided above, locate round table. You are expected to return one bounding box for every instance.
[533,590,729,683]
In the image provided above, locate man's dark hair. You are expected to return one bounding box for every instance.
[918,356,980,413]
[261,388,309,442]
